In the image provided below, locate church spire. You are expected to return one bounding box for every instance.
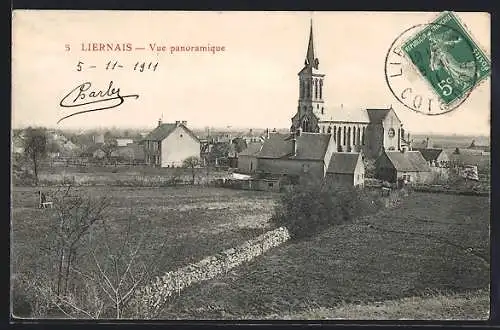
[305,19,318,69]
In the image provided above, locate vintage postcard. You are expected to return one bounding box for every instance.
[11,11,490,320]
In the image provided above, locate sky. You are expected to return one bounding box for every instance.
[12,11,490,135]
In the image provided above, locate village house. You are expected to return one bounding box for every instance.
[325,152,365,187]
[413,148,450,167]
[255,129,337,185]
[237,142,264,174]
[80,144,106,160]
[142,120,201,168]
[375,150,432,185]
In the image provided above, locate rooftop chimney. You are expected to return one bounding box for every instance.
[175,120,181,127]
[181,120,187,126]
[158,118,162,127]
[265,128,270,139]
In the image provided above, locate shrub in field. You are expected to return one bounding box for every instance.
[271,184,382,239]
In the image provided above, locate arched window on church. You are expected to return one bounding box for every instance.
[314,79,318,99]
[337,127,342,145]
[333,126,337,138]
[327,126,331,133]
[302,119,308,132]
[362,127,366,145]
[347,127,351,146]
[343,126,346,145]
[322,126,325,133]
[357,127,361,145]
[319,80,323,99]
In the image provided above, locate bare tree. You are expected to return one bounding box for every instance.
[182,156,201,185]
[27,193,165,319]
[23,127,47,185]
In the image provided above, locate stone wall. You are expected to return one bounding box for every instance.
[132,227,290,318]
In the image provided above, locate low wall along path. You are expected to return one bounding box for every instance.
[133,227,290,318]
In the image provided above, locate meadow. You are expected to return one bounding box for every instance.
[11,186,278,285]
[160,192,490,319]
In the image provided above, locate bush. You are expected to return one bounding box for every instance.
[270,184,382,239]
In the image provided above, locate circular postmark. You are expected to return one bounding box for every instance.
[385,21,480,116]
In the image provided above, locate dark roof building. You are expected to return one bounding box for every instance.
[384,151,430,172]
[327,152,362,174]
[413,148,449,164]
[258,132,332,161]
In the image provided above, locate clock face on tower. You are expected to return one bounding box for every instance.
[388,128,395,138]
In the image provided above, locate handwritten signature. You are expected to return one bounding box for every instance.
[58,80,139,123]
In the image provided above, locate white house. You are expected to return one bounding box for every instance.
[142,120,201,168]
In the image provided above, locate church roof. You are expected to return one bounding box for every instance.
[327,152,362,174]
[258,132,331,161]
[319,105,371,123]
[366,108,392,123]
[384,151,431,172]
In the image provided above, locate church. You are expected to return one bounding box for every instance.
[237,21,431,187]
[290,21,411,159]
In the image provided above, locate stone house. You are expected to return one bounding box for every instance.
[413,148,450,167]
[142,120,200,168]
[325,152,365,187]
[237,142,263,174]
[255,130,337,185]
[375,150,432,184]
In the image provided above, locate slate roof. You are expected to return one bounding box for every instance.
[366,108,391,123]
[327,152,362,174]
[143,123,200,142]
[385,151,431,172]
[258,132,331,161]
[143,124,177,141]
[319,105,370,123]
[412,148,445,162]
[239,142,263,156]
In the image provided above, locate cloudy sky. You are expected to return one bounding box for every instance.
[12,11,490,135]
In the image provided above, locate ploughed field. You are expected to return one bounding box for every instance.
[11,186,278,279]
[162,192,490,319]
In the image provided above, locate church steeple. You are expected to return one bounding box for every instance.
[305,19,319,69]
[291,19,326,133]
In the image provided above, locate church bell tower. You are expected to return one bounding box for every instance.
[291,19,326,133]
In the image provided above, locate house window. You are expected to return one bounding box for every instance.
[268,182,274,188]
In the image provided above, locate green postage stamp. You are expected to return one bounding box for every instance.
[401,11,491,106]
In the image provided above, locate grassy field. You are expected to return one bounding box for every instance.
[279,288,489,320]
[160,192,490,319]
[11,186,278,280]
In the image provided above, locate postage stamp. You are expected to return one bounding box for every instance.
[402,11,491,105]
[401,11,491,107]
[384,11,490,115]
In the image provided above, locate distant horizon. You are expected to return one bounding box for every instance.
[12,123,491,139]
